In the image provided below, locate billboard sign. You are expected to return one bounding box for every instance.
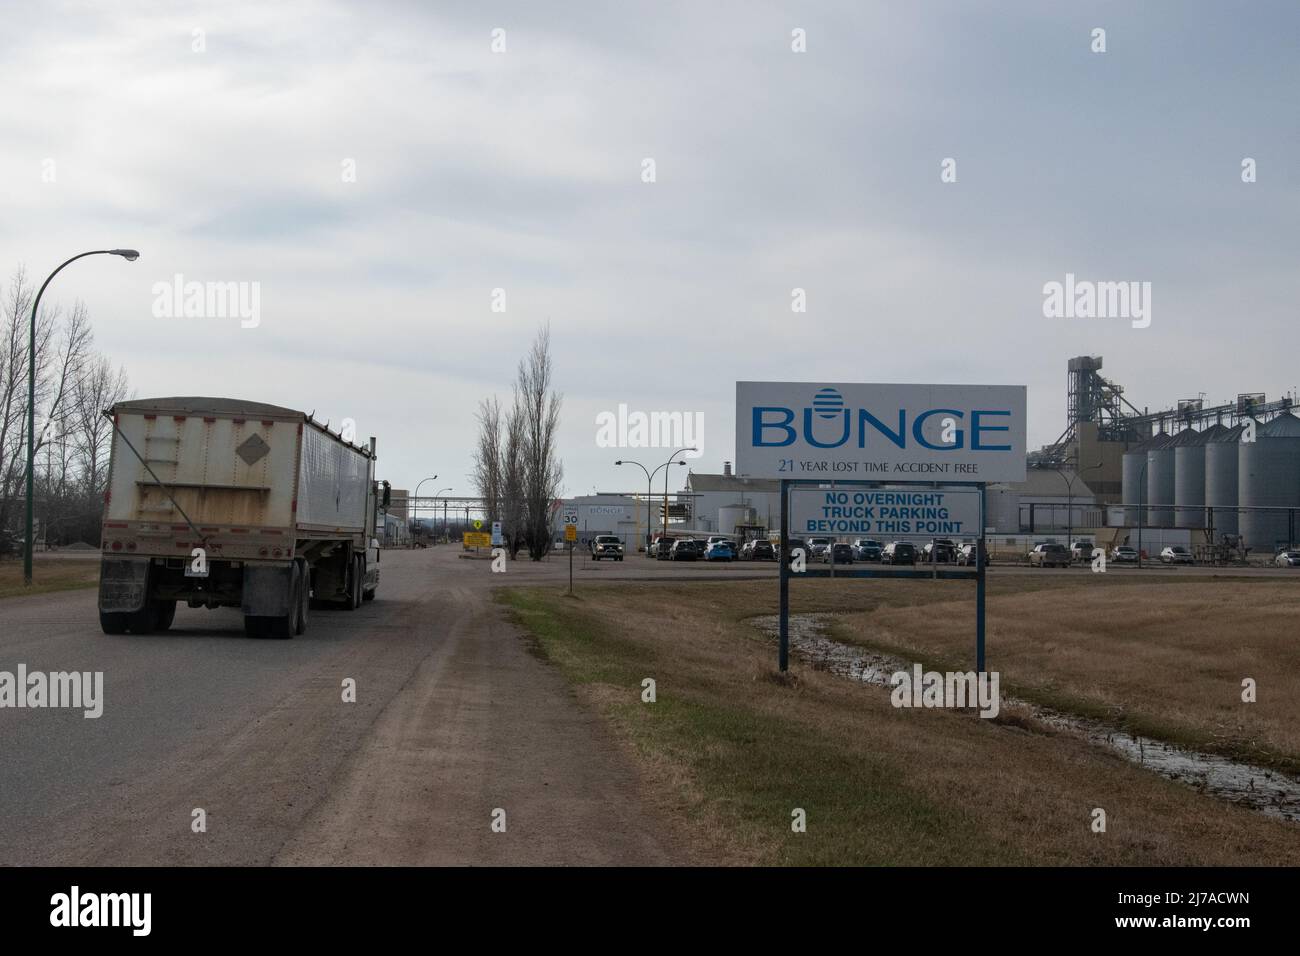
[788,486,981,539]
[735,382,1026,483]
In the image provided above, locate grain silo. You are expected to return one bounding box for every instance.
[1146,433,1179,528]
[1205,423,1246,535]
[1122,432,1170,525]
[1173,425,1223,528]
[1238,413,1300,554]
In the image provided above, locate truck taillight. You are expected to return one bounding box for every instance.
[111,541,122,551]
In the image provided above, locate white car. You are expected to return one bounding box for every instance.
[807,537,832,558]
[1275,549,1300,568]
[1159,546,1193,565]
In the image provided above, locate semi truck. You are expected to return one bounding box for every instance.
[98,397,387,638]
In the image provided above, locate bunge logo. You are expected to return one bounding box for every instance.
[752,387,1012,452]
[812,387,843,420]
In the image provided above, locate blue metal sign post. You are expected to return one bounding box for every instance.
[777,479,988,675]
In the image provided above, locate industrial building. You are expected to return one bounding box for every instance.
[564,356,1299,560]
[1040,356,1299,557]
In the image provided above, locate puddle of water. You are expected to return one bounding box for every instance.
[751,613,1300,823]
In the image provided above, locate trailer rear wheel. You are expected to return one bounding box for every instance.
[154,600,177,632]
[294,560,309,635]
[345,554,363,610]
[264,564,300,639]
[126,603,159,635]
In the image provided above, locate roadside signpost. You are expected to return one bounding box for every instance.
[735,381,1027,674]
[491,521,503,547]
[463,531,491,548]
[563,512,578,594]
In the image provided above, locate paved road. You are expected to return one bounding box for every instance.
[0,548,686,866]
[3,545,1293,866]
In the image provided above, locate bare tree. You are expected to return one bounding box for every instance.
[471,396,503,529]
[0,266,129,552]
[499,393,526,558]
[71,355,131,500]
[516,326,563,560]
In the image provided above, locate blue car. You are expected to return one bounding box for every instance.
[704,541,736,562]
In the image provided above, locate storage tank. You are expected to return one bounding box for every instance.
[717,504,755,537]
[1173,425,1222,528]
[1239,413,1300,554]
[1205,424,1245,535]
[1146,434,1178,528]
[1121,433,1170,525]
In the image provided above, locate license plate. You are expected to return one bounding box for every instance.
[184,565,209,578]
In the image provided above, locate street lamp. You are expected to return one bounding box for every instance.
[25,249,139,585]
[615,460,655,551]
[1053,457,1103,562]
[660,446,696,538]
[1137,457,1148,569]
[434,487,452,541]
[412,475,438,543]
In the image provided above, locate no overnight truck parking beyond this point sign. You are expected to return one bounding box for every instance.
[734,382,1027,482]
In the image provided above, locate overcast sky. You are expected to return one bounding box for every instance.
[3,0,1297,498]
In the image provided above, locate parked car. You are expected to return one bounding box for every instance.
[591,534,625,561]
[1029,543,1070,568]
[704,536,733,551]
[921,539,958,563]
[821,542,854,564]
[956,543,989,567]
[1070,540,1094,563]
[652,537,675,559]
[1274,549,1300,567]
[704,540,736,562]
[1110,545,1139,563]
[881,542,917,565]
[670,539,698,561]
[851,538,883,561]
[1159,545,1193,565]
[784,537,810,564]
[741,539,776,561]
[806,536,832,558]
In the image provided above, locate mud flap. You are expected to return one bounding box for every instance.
[242,564,295,617]
[99,558,150,613]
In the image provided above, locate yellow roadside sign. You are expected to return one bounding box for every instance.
[473,519,483,530]
[464,532,491,548]
[564,525,577,542]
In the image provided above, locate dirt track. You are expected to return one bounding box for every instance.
[0,548,683,865]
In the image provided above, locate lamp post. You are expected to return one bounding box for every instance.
[615,460,654,551]
[434,487,452,542]
[25,249,139,585]
[412,475,438,543]
[1054,458,1103,562]
[1137,457,1148,569]
[660,446,696,538]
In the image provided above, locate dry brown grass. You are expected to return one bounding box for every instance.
[501,577,1300,866]
[0,556,100,600]
[829,576,1300,770]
